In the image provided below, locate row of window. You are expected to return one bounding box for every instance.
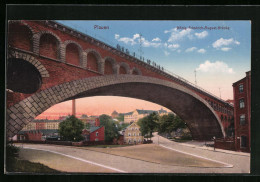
[127,133,142,136]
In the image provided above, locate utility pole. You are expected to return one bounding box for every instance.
[138,33,143,59]
[194,70,197,85]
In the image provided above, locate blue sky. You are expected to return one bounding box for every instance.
[57,20,251,100]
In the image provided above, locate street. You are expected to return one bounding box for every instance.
[14,134,250,173]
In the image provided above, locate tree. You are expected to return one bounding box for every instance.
[158,114,175,134]
[116,113,124,122]
[99,114,119,141]
[58,115,84,141]
[137,112,159,140]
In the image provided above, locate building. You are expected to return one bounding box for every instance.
[82,126,105,142]
[124,108,168,123]
[233,71,251,152]
[80,116,100,127]
[21,122,36,131]
[17,129,59,141]
[111,110,119,118]
[123,122,143,144]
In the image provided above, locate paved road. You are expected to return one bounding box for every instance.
[15,141,250,173]
[152,133,250,173]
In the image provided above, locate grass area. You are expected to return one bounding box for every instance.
[6,158,61,173]
[6,143,60,173]
[85,144,133,148]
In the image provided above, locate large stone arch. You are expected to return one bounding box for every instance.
[33,30,62,59]
[8,50,49,78]
[85,49,103,73]
[61,40,84,66]
[6,75,225,140]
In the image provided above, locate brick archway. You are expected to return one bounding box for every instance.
[33,30,62,59]
[6,75,225,139]
[8,50,49,78]
[85,49,103,73]
[131,67,142,75]
[62,40,84,66]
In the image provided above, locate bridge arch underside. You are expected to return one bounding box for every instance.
[67,83,224,140]
[6,75,224,140]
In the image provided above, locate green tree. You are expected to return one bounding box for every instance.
[158,113,175,134]
[99,114,119,141]
[58,115,84,141]
[85,123,91,129]
[116,113,124,122]
[137,112,159,139]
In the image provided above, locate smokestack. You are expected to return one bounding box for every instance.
[72,99,76,116]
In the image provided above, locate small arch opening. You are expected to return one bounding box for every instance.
[39,33,59,59]
[66,43,80,66]
[7,58,42,94]
[8,23,32,51]
[87,52,99,72]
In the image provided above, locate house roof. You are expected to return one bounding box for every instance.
[18,129,59,135]
[136,109,157,115]
[112,110,118,115]
[89,126,103,133]
[33,119,62,123]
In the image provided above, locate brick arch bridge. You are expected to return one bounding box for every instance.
[6,20,234,140]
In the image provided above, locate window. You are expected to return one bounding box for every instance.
[239,84,244,93]
[239,99,245,108]
[241,136,247,148]
[133,133,135,136]
[240,115,246,125]
[96,132,99,136]
[128,133,131,136]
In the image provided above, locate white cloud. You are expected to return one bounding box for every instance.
[177,49,181,53]
[117,37,136,45]
[164,51,170,56]
[197,48,206,54]
[195,31,208,39]
[115,33,161,47]
[185,47,197,52]
[115,34,120,39]
[165,28,193,42]
[196,60,234,74]
[221,47,232,51]
[133,34,140,40]
[212,38,240,48]
[152,37,161,42]
[164,43,180,51]
[168,43,180,50]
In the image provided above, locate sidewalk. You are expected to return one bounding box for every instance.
[153,133,250,157]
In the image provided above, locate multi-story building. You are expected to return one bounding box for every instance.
[21,122,36,131]
[124,108,167,123]
[123,122,143,144]
[233,71,251,152]
[80,116,100,127]
[111,110,119,118]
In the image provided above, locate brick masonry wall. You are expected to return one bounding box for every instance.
[6,20,233,139]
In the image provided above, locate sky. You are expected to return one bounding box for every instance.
[37,20,251,119]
